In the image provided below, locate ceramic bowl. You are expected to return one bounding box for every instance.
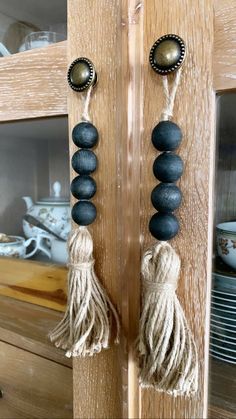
[216,222,236,270]
[50,238,68,265]
[37,234,68,265]
[0,235,50,259]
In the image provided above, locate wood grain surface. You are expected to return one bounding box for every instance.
[119,1,143,418]
[68,1,122,418]
[0,295,71,368]
[0,41,67,121]
[0,341,72,418]
[214,0,236,91]
[209,405,236,419]
[140,1,215,418]
[209,358,236,416]
[0,257,67,311]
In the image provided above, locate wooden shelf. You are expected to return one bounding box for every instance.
[0,294,71,368]
[209,357,236,417]
[0,257,67,312]
[0,41,67,121]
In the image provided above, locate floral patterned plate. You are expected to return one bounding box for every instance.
[216,222,236,270]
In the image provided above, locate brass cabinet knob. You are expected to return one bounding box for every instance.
[149,34,186,75]
[67,57,97,92]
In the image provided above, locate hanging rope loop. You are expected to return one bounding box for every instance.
[161,68,182,121]
[81,85,93,122]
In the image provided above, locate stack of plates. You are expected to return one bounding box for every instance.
[211,267,236,364]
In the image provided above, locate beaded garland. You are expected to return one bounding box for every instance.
[49,58,120,358]
[71,121,98,226]
[149,120,183,241]
[137,35,198,396]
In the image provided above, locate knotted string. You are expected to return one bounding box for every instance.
[161,68,182,121]
[81,85,93,122]
[137,67,198,395]
[49,83,120,358]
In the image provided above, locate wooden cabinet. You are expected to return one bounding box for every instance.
[0,1,72,417]
[0,341,72,419]
[0,0,236,418]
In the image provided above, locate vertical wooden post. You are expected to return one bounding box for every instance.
[69,0,215,417]
[68,1,123,417]
[140,1,215,417]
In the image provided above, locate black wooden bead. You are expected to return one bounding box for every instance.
[149,212,179,241]
[151,183,182,212]
[153,152,183,182]
[72,201,97,226]
[72,122,98,149]
[72,150,97,175]
[152,121,182,151]
[71,175,97,200]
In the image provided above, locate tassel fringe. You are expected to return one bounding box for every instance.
[137,242,198,396]
[49,226,120,357]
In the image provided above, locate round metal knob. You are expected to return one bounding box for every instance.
[149,34,186,75]
[67,57,97,92]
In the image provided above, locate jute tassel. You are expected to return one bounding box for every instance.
[49,227,120,357]
[138,242,198,396]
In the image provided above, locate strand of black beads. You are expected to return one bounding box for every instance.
[149,120,183,241]
[70,121,98,226]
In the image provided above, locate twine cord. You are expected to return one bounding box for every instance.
[161,68,182,121]
[49,85,120,357]
[137,69,198,396]
[81,85,93,122]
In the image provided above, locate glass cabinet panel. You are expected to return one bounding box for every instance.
[0,116,70,310]
[0,0,66,55]
[209,94,236,417]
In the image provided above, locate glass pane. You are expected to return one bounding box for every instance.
[0,116,70,306]
[209,94,236,417]
[0,116,73,417]
[0,116,70,262]
[0,0,66,55]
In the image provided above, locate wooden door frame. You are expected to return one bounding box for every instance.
[69,0,236,418]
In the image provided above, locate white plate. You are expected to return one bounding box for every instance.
[212,295,236,305]
[212,301,236,315]
[211,340,236,353]
[212,289,236,298]
[212,313,236,323]
[212,293,236,304]
[210,349,236,364]
[211,318,236,331]
[211,331,236,341]
[210,345,236,359]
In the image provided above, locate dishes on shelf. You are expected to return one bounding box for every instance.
[22,181,70,242]
[210,269,236,364]
[22,181,70,264]
[0,234,50,259]
[19,31,66,52]
[0,42,10,56]
[216,221,236,270]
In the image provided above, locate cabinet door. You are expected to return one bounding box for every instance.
[68,1,216,418]
[0,1,73,418]
[209,1,236,418]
